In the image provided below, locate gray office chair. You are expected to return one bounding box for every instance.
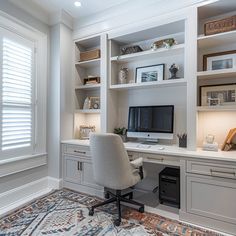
[89,133,145,226]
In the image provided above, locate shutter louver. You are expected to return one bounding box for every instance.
[1,38,33,151]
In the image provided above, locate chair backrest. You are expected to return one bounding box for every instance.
[90,133,134,190]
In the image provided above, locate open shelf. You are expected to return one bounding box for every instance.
[198,30,236,49]
[111,44,185,63]
[75,109,101,114]
[75,58,100,68]
[197,105,236,112]
[110,78,186,90]
[197,68,236,80]
[75,84,101,90]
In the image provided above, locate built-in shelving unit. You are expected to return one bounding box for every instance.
[197,1,236,148]
[74,36,102,137]
[197,105,236,112]
[110,44,185,63]
[75,58,100,68]
[75,109,101,114]
[110,78,186,91]
[197,68,236,80]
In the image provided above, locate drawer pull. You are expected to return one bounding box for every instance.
[146,157,164,161]
[77,162,80,171]
[74,150,86,154]
[210,169,236,177]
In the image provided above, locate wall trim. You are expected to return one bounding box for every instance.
[0,154,47,178]
[0,176,62,217]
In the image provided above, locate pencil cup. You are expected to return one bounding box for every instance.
[179,137,187,148]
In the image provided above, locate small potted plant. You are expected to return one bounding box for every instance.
[114,127,127,142]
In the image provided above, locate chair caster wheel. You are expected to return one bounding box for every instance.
[104,192,110,199]
[139,206,144,213]
[114,219,121,226]
[88,208,94,216]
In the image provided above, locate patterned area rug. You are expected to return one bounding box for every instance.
[0,188,222,236]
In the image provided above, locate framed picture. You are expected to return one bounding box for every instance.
[90,97,100,109]
[79,125,95,140]
[136,64,164,83]
[203,50,236,71]
[200,84,236,106]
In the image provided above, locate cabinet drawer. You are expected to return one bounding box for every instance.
[187,161,236,179]
[64,144,91,157]
[187,175,236,224]
[141,153,180,166]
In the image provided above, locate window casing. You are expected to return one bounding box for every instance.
[0,13,47,161]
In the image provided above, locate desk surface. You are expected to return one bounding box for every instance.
[61,139,236,163]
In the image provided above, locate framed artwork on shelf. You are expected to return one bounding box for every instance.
[200,84,236,106]
[203,50,236,71]
[90,97,100,109]
[136,64,164,83]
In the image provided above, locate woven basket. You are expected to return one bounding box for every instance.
[204,15,236,36]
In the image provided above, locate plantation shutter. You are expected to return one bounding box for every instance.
[0,31,35,156]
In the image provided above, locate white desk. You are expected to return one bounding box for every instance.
[61,139,236,235]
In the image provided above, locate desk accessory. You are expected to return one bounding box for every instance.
[118,67,128,84]
[177,133,187,148]
[202,134,218,152]
[83,76,100,85]
[83,97,91,110]
[90,97,100,109]
[151,38,176,50]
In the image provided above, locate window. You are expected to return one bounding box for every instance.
[1,37,34,152]
[0,14,47,161]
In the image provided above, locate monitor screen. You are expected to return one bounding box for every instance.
[128,105,174,133]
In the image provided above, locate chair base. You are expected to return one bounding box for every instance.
[88,190,144,226]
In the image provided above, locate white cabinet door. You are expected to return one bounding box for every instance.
[187,175,236,225]
[80,160,103,190]
[64,156,82,184]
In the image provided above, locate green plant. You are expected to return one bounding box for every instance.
[114,127,127,135]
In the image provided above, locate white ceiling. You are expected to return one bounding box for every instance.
[14,0,131,20]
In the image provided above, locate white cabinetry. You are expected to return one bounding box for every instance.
[182,159,236,234]
[62,144,104,197]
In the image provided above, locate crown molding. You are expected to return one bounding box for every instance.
[49,10,73,29]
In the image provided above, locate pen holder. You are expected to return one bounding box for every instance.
[179,137,187,148]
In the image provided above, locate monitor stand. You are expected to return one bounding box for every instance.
[141,139,159,145]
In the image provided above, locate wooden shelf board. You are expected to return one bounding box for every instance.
[75,58,100,68]
[109,78,186,90]
[198,30,236,49]
[75,109,101,114]
[110,44,185,63]
[197,105,236,112]
[197,69,236,80]
[75,84,101,90]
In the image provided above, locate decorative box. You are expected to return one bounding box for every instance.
[120,45,142,55]
[204,15,236,36]
[80,49,100,62]
[83,77,100,85]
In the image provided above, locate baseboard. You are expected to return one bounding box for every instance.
[48,176,63,189]
[0,176,62,217]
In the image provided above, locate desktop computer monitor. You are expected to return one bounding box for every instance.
[127,105,174,142]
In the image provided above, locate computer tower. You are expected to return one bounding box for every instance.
[159,167,180,208]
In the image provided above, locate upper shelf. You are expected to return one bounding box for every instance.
[198,30,236,49]
[75,58,100,69]
[197,105,236,112]
[109,78,186,90]
[110,44,185,63]
[75,84,101,90]
[197,68,236,80]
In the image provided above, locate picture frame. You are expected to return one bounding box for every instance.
[200,84,236,106]
[136,64,165,83]
[203,50,236,71]
[90,96,100,109]
[79,125,95,140]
